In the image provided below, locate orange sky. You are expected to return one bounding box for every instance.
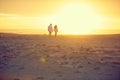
[0,0,120,34]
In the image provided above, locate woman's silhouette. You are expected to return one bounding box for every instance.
[54,25,58,37]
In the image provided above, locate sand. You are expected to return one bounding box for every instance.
[0,33,120,80]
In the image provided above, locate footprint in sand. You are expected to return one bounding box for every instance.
[14,78,20,80]
[77,65,83,68]
[94,67,100,70]
[34,76,45,80]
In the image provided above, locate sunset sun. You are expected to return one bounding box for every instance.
[50,3,104,34]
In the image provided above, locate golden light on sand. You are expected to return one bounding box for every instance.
[40,57,46,63]
[51,3,105,34]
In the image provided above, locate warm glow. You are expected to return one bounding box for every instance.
[0,0,120,34]
[48,3,105,34]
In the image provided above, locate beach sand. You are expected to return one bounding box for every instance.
[0,33,120,80]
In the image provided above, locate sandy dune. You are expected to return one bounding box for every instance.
[0,33,120,80]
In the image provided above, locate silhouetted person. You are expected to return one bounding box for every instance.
[54,25,58,37]
[48,24,53,36]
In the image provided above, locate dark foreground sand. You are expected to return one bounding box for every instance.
[0,33,120,80]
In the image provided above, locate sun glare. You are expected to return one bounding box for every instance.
[50,3,104,34]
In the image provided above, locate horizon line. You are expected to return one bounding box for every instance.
[0,32,120,36]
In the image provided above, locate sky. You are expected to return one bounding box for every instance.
[0,0,120,34]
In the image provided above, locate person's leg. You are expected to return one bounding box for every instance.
[55,32,57,37]
[49,32,51,36]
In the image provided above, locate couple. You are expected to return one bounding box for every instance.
[48,24,58,37]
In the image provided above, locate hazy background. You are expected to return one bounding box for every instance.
[0,0,120,34]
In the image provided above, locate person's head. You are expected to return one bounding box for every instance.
[54,25,57,28]
[50,24,52,25]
